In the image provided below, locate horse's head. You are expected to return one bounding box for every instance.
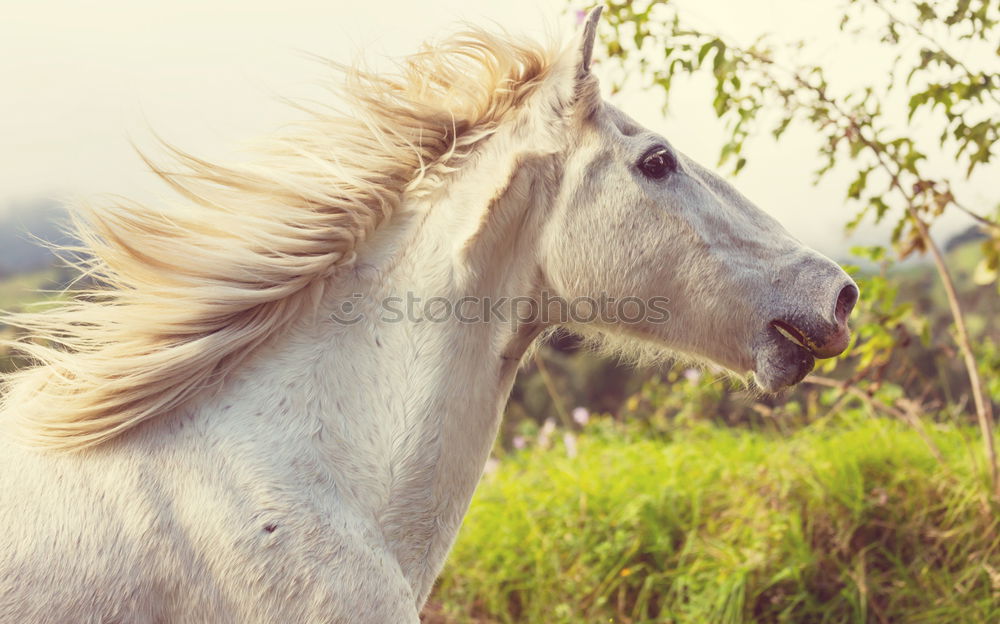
[538,9,857,392]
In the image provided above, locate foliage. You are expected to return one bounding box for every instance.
[564,0,1000,495]
[433,413,1000,623]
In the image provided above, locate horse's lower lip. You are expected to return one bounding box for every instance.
[783,347,815,386]
[753,329,817,392]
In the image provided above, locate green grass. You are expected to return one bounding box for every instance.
[433,416,1000,623]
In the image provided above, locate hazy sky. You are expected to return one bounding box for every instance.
[1,0,994,258]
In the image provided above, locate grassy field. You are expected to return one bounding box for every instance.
[431,415,1000,623]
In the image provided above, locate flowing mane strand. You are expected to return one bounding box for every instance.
[0,29,558,450]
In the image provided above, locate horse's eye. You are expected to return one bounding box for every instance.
[638,148,676,179]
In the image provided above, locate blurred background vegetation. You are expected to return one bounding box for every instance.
[1,0,997,622]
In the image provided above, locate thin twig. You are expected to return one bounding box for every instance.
[900,203,997,493]
[949,197,1000,231]
[532,351,573,430]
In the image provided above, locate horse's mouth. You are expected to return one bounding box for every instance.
[770,319,813,352]
[751,324,817,393]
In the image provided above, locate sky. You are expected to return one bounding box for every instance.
[1,0,994,259]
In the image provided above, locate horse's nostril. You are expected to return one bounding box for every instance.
[835,283,859,325]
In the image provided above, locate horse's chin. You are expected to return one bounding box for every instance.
[751,329,816,393]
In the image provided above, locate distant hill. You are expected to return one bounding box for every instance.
[0,198,73,278]
[944,224,988,253]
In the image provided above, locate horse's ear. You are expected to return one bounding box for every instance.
[577,6,603,76]
[541,6,603,120]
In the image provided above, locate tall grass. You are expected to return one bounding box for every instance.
[433,416,1000,623]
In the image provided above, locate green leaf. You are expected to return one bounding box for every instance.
[847,167,872,200]
[697,39,722,65]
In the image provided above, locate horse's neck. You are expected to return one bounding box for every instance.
[235,153,553,601]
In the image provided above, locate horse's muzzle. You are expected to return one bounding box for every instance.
[770,282,858,359]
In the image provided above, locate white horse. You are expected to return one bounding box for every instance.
[0,9,856,623]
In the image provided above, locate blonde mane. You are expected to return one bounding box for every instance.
[0,30,557,450]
